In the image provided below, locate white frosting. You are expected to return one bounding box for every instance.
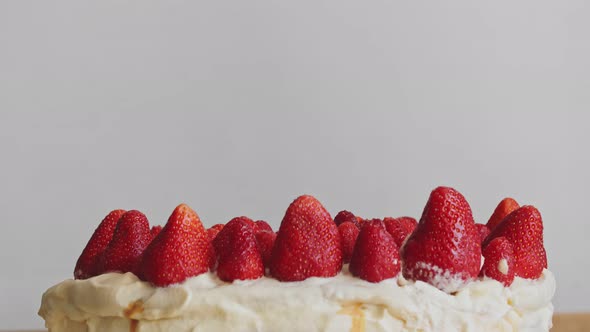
[498,259,509,275]
[39,266,555,332]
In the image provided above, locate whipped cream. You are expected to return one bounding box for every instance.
[39,266,555,332]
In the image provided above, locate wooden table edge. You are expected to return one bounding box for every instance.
[3,313,589,332]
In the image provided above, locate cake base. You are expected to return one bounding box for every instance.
[39,267,555,332]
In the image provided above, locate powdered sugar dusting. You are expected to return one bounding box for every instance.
[414,261,469,293]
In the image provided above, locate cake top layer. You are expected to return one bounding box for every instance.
[72,186,548,294]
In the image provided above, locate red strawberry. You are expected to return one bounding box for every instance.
[96,210,151,276]
[480,237,515,286]
[207,224,224,241]
[270,195,343,281]
[475,223,490,244]
[74,209,126,279]
[214,217,264,281]
[139,204,211,286]
[206,224,225,270]
[398,216,418,233]
[150,225,162,240]
[356,216,365,226]
[338,222,360,263]
[486,198,520,231]
[334,210,360,229]
[402,187,481,292]
[255,230,277,268]
[483,205,546,279]
[239,217,256,229]
[383,216,417,247]
[255,220,273,233]
[349,219,400,282]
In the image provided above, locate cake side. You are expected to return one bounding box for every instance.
[39,266,555,332]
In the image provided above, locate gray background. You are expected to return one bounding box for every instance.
[1,0,589,329]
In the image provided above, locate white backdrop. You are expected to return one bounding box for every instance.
[1,0,589,329]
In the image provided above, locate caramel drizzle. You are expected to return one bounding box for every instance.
[123,300,144,332]
[129,320,138,332]
[338,303,366,332]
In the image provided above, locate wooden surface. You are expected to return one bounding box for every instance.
[552,313,590,331]
[5,313,589,332]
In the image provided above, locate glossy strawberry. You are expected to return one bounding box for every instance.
[74,209,126,279]
[349,219,400,282]
[270,195,343,281]
[398,216,417,232]
[150,225,162,240]
[475,223,490,244]
[486,198,520,231]
[338,221,360,263]
[255,230,277,268]
[483,205,546,279]
[255,220,273,233]
[139,204,210,286]
[96,210,151,276]
[402,187,481,292]
[383,216,417,247]
[214,217,264,281]
[334,210,360,229]
[480,236,515,286]
[356,216,365,226]
[240,217,256,229]
[206,224,225,270]
[207,224,224,242]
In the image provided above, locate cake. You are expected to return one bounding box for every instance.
[39,187,555,331]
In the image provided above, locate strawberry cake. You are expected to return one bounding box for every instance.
[39,187,555,331]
